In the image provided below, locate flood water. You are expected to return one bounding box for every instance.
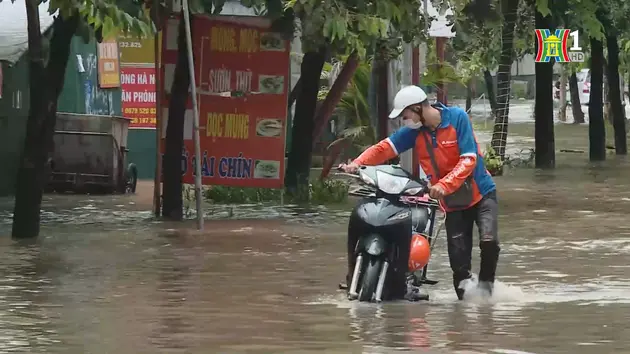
[1,140,630,353]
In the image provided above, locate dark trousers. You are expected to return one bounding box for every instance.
[444,190,500,299]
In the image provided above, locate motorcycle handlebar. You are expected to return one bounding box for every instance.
[336,164,431,195]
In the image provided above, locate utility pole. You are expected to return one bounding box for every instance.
[181,0,204,230]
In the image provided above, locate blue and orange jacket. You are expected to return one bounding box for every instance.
[353,104,496,211]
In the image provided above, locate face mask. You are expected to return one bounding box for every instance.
[404,119,423,129]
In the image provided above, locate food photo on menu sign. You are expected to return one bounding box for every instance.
[259,32,286,51]
[258,75,285,94]
[255,118,283,138]
[253,160,281,179]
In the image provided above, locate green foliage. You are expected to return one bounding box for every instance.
[450,0,501,79]
[543,0,604,41]
[1,0,155,42]
[424,61,465,87]
[204,185,281,203]
[483,144,503,175]
[198,179,350,205]
[310,179,349,204]
[423,40,466,87]
[319,57,376,149]
[285,0,428,58]
[482,143,535,175]
[336,59,371,129]
[49,0,155,40]
[451,0,536,82]
[620,38,630,72]
[513,0,535,58]
[536,0,550,17]
[320,58,374,132]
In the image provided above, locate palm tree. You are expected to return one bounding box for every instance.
[318,58,374,178]
[319,58,375,145]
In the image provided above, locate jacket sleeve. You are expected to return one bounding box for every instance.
[435,110,478,195]
[353,126,419,165]
[353,139,397,165]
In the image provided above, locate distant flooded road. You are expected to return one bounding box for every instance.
[1,136,630,353]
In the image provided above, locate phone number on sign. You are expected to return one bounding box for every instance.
[125,107,156,114]
[119,41,142,48]
[131,117,157,125]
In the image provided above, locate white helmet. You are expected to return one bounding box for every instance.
[388,85,428,119]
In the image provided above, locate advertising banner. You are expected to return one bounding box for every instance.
[121,66,156,129]
[97,38,121,88]
[160,16,289,188]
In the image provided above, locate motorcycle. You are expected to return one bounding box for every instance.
[339,164,443,303]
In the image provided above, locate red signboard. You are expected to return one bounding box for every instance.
[160,16,289,188]
[121,66,157,129]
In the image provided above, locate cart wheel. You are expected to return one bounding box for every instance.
[126,163,138,194]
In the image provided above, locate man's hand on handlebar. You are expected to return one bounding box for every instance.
[428,184,445,199]
[337,160,360,174]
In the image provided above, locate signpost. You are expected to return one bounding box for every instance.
[181,0,204,230]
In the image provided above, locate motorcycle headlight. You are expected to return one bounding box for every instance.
[376,170,409,194]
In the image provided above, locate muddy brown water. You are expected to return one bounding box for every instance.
[1,132,630,353]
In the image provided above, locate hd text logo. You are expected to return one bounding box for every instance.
[535,29,584,63]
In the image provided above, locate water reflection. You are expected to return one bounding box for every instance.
[1,148,630,352]
[347,304,433,352]
[150,232,194,352]
[0,239,60,352]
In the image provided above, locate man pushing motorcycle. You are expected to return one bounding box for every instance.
[339,85,500,300]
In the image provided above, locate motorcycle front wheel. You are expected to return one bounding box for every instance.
[358,256,382,302]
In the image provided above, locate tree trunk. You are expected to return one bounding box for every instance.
[533,8,555,169]
[490,0,519,161]
[162,18,191,220]
[558,67,568,122]
[589,37,606,161]
[569,72,585,123]
[12,8,77,239]
[311,52,359,146]
[288,77,301,108]
[483,69,498,118]
[465,79,473,113]
[284,48,326,195]
[607,35,627,154]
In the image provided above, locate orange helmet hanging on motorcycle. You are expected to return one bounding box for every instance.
[409,233,431,272]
